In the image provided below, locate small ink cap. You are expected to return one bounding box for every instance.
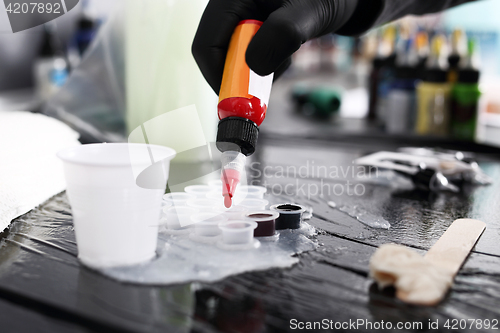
[216,117,259,156]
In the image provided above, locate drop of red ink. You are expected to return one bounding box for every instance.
[224,195,232,208]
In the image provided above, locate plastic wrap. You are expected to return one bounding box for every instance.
[97,224,318,285]
[43,2,126,142]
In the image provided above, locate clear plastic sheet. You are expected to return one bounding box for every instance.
[2,191,318,286]
[97,225,318,285]
[43,0,218,149]
[43,3,126,142]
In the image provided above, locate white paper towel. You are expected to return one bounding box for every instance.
[0,111,80,232]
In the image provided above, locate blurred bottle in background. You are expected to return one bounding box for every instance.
[415,30,430,77]
[367,27,397,124]
[416,33,451,136]
[67,0,98,69]
[292,39,322,75]
[386,37,419,134]
[317,34,336,72]
[447,28,467,83]
[450,39,481,140]
[75,15,96,56]
[33,23,69,101]
[333,35,355,72]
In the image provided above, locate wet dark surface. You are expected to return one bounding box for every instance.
[2,72,500,332]
[0,130,500,333]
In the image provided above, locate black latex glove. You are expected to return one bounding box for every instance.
[192,0,357,94]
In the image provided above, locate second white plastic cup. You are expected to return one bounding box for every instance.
[238,185,267,199]
[192,213,227,236]
[163,206,199,229]
[219,220,258,245]
[213,205,248,220]
[163,192,196,206]
[184,185,212,198]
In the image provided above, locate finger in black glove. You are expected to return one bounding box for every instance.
[192,0,358,94]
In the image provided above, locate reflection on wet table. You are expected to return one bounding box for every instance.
[0,132,499,332]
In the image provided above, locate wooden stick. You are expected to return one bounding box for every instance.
[370,218,486,306]
[424,219,486,276]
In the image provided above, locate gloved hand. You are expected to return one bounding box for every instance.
[192,0,358,94]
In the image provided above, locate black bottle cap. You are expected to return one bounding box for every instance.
[424,68,448,83]
[385,53,397,67]
[39,25,65,58]
[416,57,428,80]
[395,65,417,79]
[458,68,480,83]
[372,54,396,69]
[78,16,95,30]
[448,54,461,68]
[372,57,385,68]
[216,117,259,156]
[39,26,56,58]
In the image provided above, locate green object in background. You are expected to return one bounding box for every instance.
[451,80,481,140]
[292,86,342,118]
[308,88,342,116]
[450,39,481,141]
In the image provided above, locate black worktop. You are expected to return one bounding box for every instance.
[1,72,500,332]
[1,128,499,332]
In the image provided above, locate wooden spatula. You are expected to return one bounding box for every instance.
[370,218,486,306]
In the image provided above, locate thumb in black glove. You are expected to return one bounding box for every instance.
[192,0,359,94]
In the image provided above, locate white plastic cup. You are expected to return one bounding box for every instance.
[161,200,173,209]
[238,198,269,211]
[208,179,222,189]
[57,143,176,268]
[187,198,218,211]
[206,190,246,207]
[192,213,227,236]
[184,185,213,198]
[218,221,258,245]
[206,191,227,209]
[213,205,248,220]
[206,190,223,200]
[163,192,196,206]
[238,185,267,199]
[163,206,199,229]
